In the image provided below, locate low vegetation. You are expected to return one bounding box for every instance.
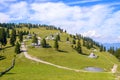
[0,23,120,80]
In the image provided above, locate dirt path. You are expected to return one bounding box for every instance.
[24,52,85,72]
[111,64,118,73]
[21,43,85,72]
[21,42,116,74]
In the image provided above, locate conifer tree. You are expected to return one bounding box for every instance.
[108,47,115,54]
[76,40,82,54]
[0,28,7,48]
[66,37,69,41]
[41,38,47,48]
[18,31,23,42]
[32,34,38,44]
[15,42,21,54]
[100,45,104,52]
[10,29,16,46]
[72,39,76,44]
[83,40,86,46]
[56,34,60,41]
[104,47,106,52]
[6,28,10,38]
[54,37,59,50]
[114,48,120,60]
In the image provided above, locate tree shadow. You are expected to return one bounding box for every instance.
[58,50,68,53]
[0,73,16,77]
[0,46,13,51]
[0,56,6,60]
[6,73,16,75]
[4,46,13,49]
[81,53,89,56]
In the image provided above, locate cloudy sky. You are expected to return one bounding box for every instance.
[0,0,120,43]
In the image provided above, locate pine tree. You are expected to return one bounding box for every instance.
[56,34,60,41]
[18,31,23,42]
[41,38,47,48]
[108,47,115,54]
[114,48,120,60]
[83,40,86,46]
[66,37,69,41]
[65,30,67,33]
[72,39,76,44]
[32,34,38,44]
[54,38,59,50]
[10,29,16,46]
[100,45,104,52]
[0,28,7,48]
[15,42,21,54]
[76,40,82,53]
[104,47,106,52]
[6,28,10,38]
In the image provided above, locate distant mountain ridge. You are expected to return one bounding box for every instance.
[103,43,120,50]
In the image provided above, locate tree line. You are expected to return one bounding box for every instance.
[0,27,30,54]
[108,47,120,60]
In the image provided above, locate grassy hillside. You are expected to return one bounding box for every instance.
[0,27,120,80]
[0,53,115,80]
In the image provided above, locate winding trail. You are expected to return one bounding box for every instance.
[21,42,85,72]
[21,42,117,74]
[24,52,85,72]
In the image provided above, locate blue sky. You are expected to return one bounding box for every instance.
[0,0,120,43]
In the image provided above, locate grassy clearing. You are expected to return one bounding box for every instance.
[1,55,115,80]
[0,45,15,71]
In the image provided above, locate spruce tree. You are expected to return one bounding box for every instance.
[56,34,60,41]
[100,45,104,52]
[6,28,10,38]
[83,40,86,46]
[32,34,38,44]
[0,28,7,48]
[10,29,16,46]
[18,31,23,42]
[15,42,21,54]
[66,37,69,41]
[115,48,120,60]
[41,38,47,48]
[76,40,82,54]
[54,38,59,50]
[72,39,76,44]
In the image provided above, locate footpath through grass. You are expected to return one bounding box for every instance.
[1,54,115,80]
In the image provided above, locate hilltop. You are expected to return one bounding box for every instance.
[0,23,120,80]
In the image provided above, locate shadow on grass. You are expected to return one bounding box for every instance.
[0,72,16,77]
[0,46,13,50]
[6,73,16,75]
[58,50,68,53]
[4,46,13,49]
[81,53,89,56]
[0,56,6,60]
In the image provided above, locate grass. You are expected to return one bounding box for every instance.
[1,55,115,80]
[0,27,119,80]
[0,45,15,71]
[25,29,119,72]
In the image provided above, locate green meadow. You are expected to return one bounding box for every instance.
[0,27,119,80]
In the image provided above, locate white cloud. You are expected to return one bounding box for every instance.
[8,1,29,21]
[28,2,120,43]
[0,13,10,23]
[82,30,101,38]
[0,0,16,4]
[30,2,73,22]
[1,1,120,43]
[115,36,120,43]
[68,0,100,5]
